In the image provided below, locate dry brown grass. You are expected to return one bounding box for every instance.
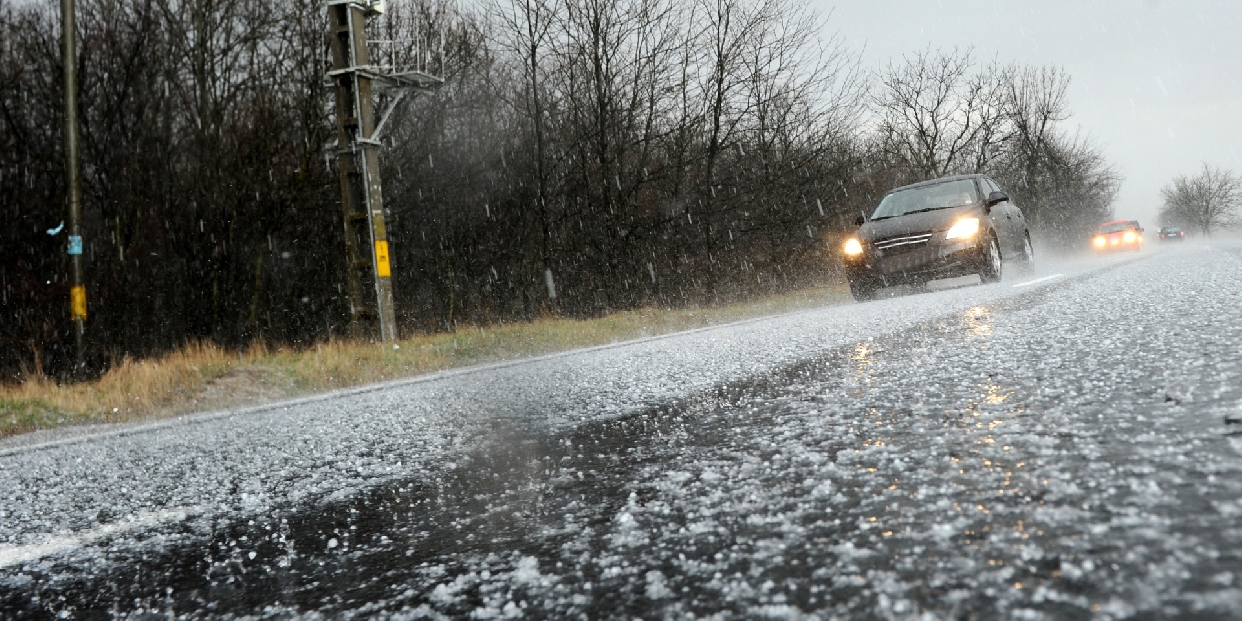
[0,284,848,438]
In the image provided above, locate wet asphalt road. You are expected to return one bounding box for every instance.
[2,243,1242,619]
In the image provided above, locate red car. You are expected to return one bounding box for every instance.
[1093,220,1143,253]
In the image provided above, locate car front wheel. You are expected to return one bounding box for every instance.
[979,235,1003,283]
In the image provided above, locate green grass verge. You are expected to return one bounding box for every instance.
[0,284,849,439]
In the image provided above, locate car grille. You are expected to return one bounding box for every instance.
[874,233,933,252]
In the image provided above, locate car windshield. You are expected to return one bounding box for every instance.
[1161,227,1181,233]
[871,179,979,220]
[1099,222,1133,234]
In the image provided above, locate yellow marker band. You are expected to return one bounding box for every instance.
[70,285,87,320]
[375,240,391,278]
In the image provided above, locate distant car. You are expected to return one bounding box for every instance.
[841,174,1033,301]
[1158,226,1186,241]
[1093,220,1143,253]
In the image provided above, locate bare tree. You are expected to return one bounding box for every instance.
[693,0,761,188]
[989,66,1120,243]
[493,0,556,273]
[872,47,1005,180]
[1003,65,1070,163]
[1159,164,1242,235]
[1006,131,1120,242]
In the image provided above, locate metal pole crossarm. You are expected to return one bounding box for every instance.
[364,69,443,91]
[326,67,442,90]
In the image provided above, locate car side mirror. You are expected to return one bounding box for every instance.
[986,191,1008,207]
[854,214,866,227]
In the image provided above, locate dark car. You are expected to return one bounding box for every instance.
[841,174,1033,301]
[1158,226,1186,241]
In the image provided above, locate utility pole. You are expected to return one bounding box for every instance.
[61,0,86,372]
[326,0,440,342]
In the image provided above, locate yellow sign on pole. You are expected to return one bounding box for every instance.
[70,285,87,320]
[374,240,391,278]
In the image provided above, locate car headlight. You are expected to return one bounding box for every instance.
[1123,231,1136,242]
[843,238,864,256]
[945,217,980,240]
[1094,236,1106,247]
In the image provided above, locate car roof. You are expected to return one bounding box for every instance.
[886,174,983,195]
[1099,220,1134,226]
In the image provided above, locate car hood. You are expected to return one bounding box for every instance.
[858,205,982,242]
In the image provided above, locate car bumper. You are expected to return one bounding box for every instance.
[1094,241,1140,252]
[845,237,986,286]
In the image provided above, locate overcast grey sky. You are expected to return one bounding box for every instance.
[817,0,1242,225]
